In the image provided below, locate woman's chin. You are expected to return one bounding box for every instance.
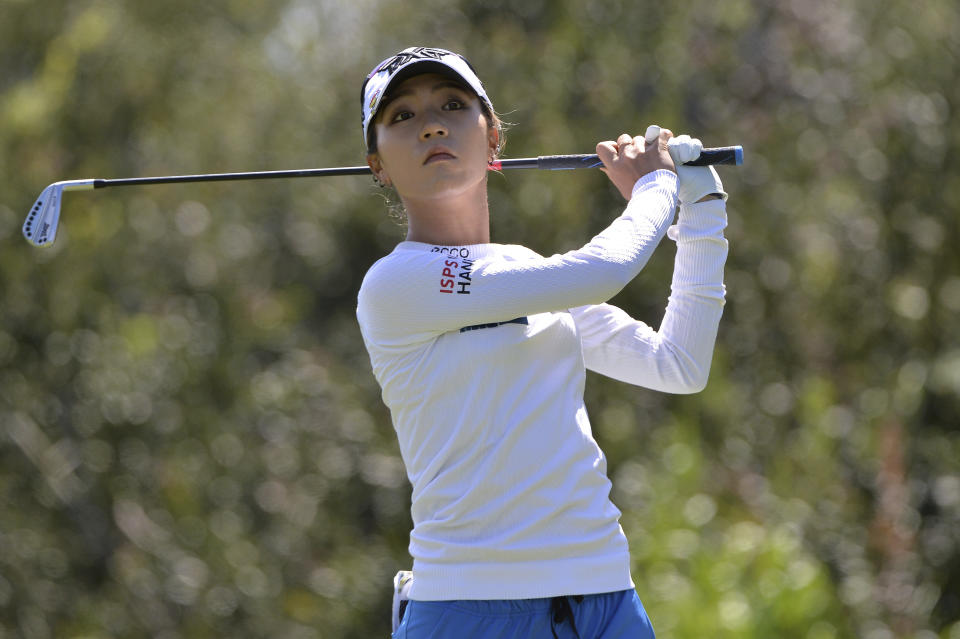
[403,171,487,201]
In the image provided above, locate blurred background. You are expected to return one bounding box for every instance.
[1,0,958,637]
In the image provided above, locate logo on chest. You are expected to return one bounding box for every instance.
[432,246,473,295]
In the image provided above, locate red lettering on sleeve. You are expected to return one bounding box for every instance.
[439,259,459,293]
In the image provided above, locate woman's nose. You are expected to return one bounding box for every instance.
[420,116,448,140]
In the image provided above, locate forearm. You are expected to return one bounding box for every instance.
[657,198,729,387]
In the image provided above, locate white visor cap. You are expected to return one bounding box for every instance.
[361,46,494,150]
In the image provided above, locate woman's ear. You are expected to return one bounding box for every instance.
[367,153,391,187]
[487,127,500,160]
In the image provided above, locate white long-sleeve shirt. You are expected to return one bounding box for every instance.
[356,170,728,600]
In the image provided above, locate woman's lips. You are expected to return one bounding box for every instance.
[424,150,456,164]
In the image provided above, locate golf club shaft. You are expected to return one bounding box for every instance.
[89,147,742,188]
[23,146,742,247]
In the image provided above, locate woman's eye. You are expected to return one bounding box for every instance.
[444,100,464,110]
[391,111,413,123]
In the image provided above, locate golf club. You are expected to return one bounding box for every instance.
[22,146,743,248]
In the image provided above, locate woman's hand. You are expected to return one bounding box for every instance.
[596,125,676,200]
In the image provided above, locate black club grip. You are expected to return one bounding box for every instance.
[534,146,743,170]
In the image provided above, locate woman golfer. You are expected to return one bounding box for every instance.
[356,47,728,639]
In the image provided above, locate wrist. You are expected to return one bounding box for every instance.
[677,197,727,228]
[631,169,678,199]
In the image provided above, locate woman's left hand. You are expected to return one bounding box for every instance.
[596,126,676,200]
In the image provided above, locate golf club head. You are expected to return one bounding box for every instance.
[23,180,95,247]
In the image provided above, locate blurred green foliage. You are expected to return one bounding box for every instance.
[1,0,959,637]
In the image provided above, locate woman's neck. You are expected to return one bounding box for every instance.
[402,180,491,246]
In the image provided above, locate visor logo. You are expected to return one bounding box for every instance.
[378,47,451,76]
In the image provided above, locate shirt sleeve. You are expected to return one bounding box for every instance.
[357,170,679,343]
[570,197,728,393]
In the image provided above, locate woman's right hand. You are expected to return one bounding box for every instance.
[596,126,676,200]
